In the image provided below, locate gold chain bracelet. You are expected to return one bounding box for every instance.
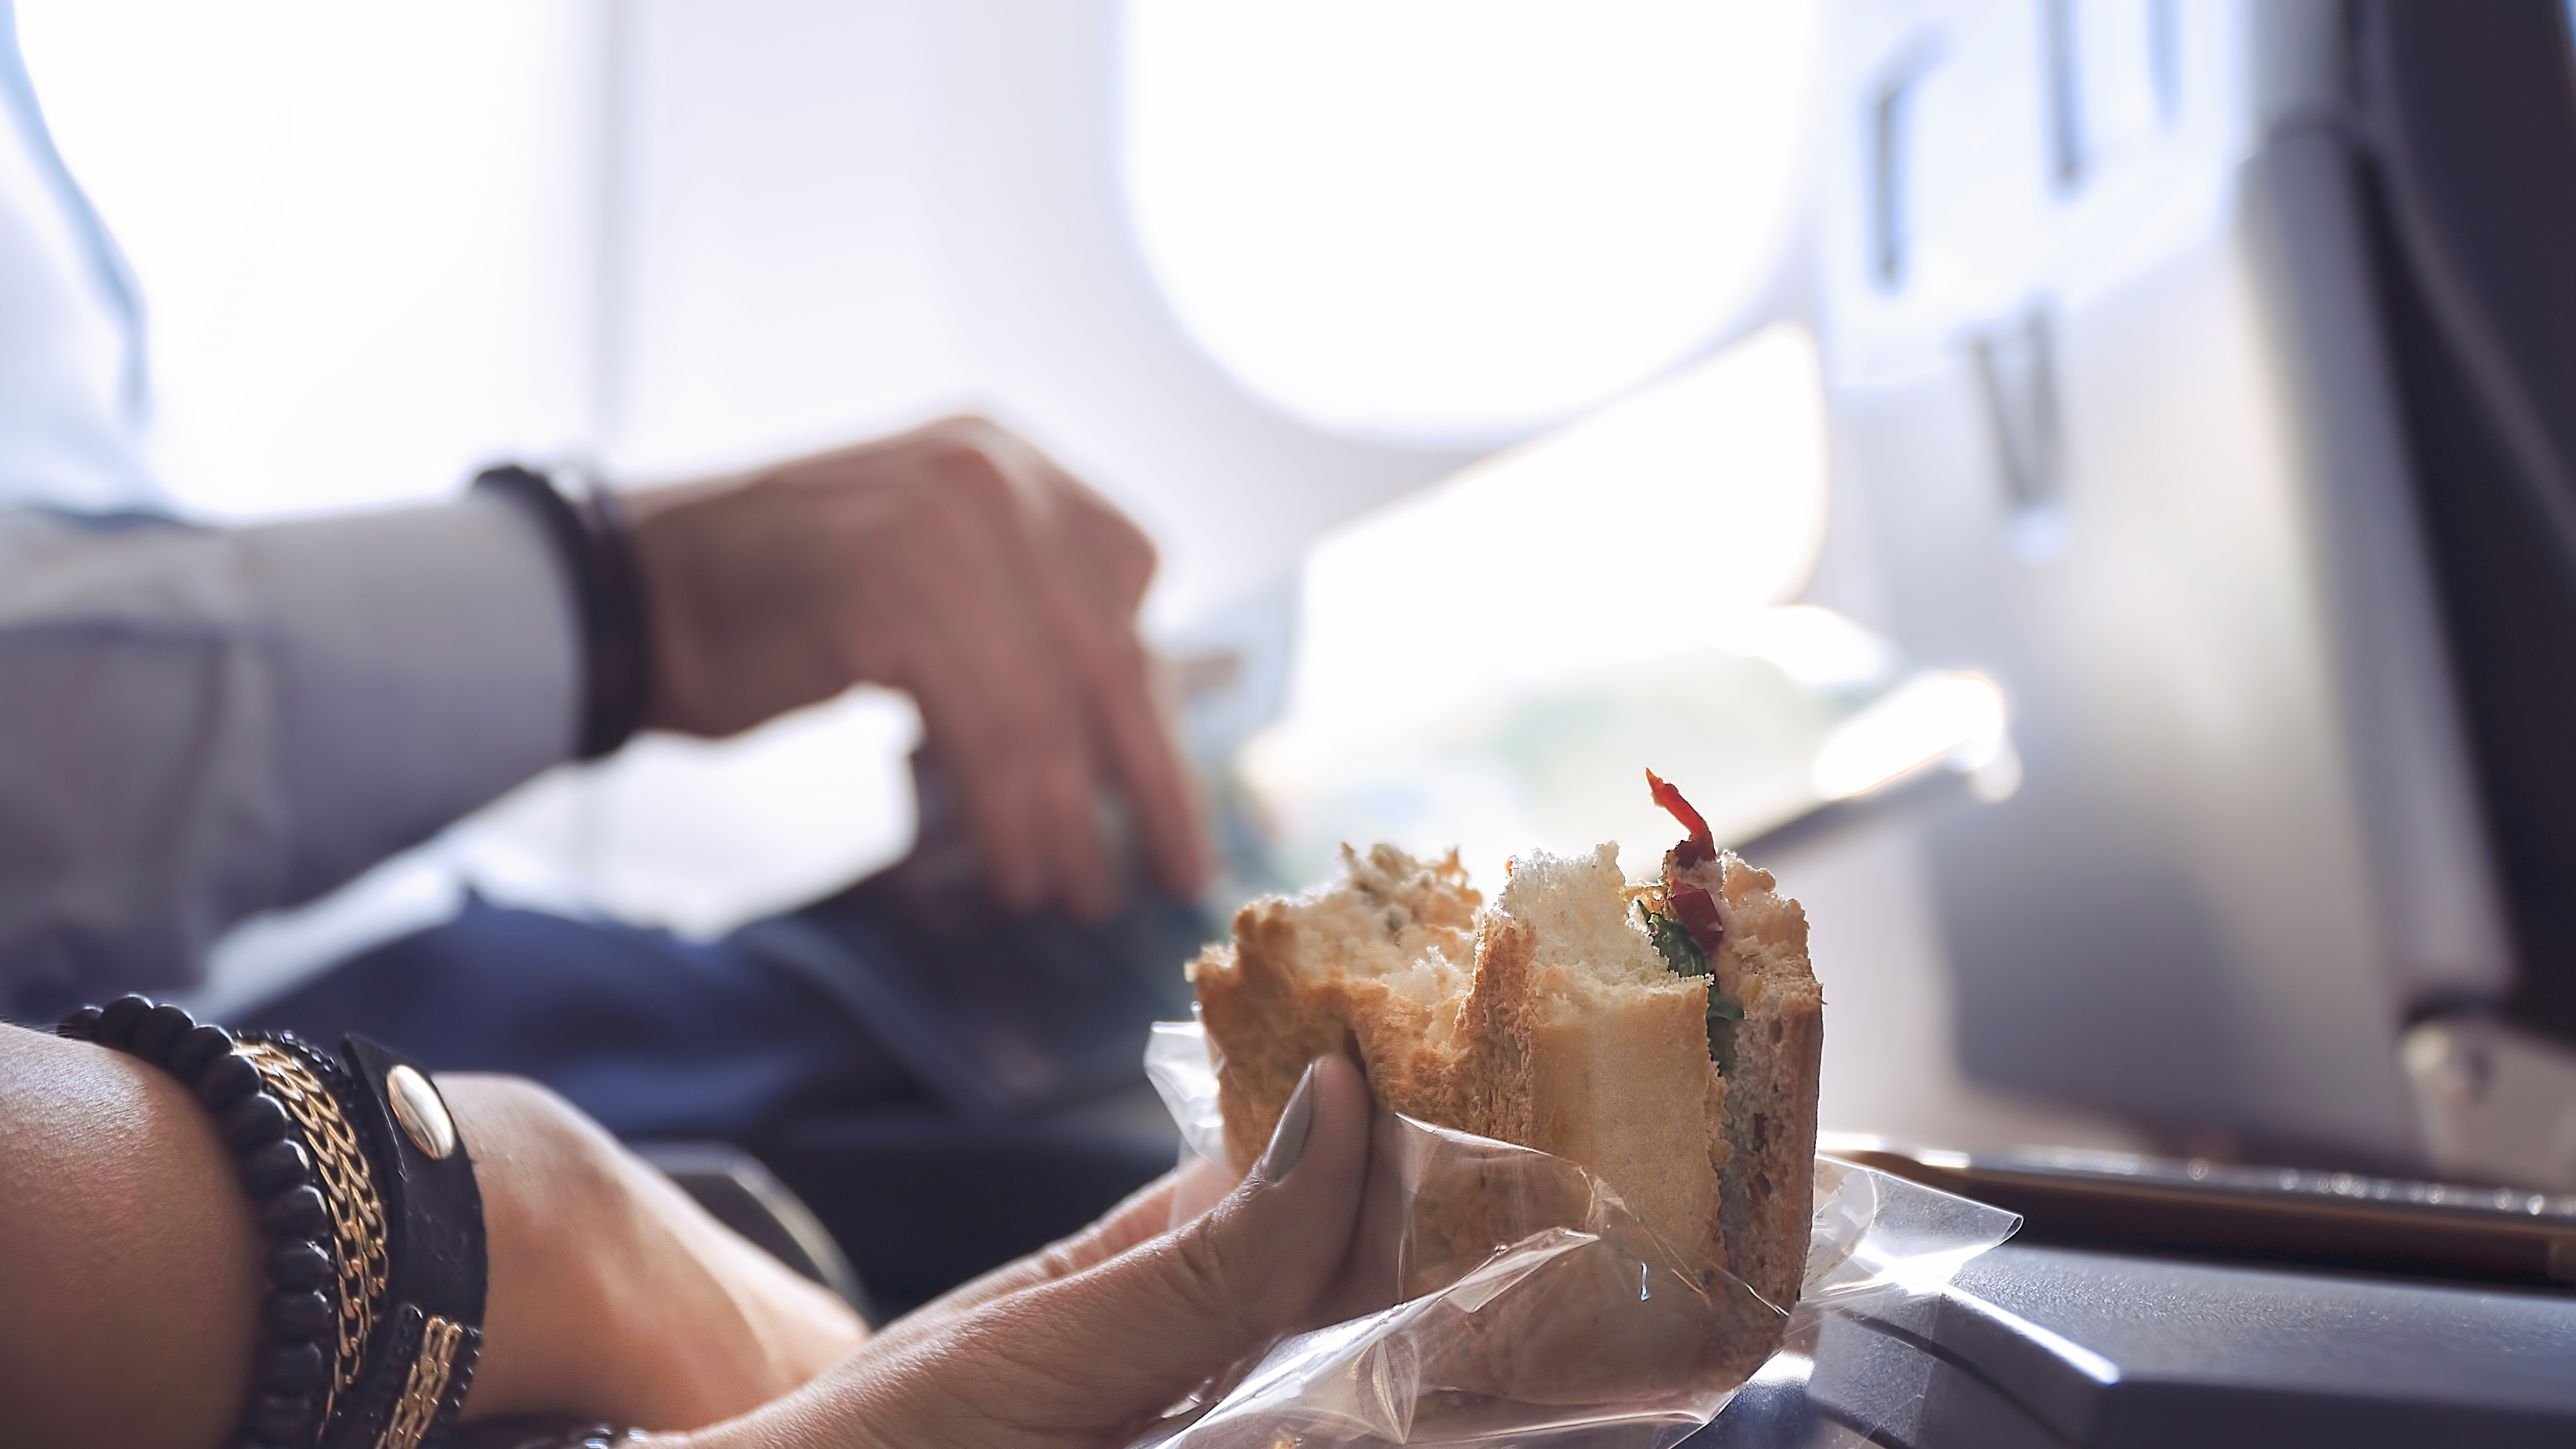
[239,1038,391,1429]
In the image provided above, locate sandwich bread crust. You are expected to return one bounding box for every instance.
[1685,852,1822,1312]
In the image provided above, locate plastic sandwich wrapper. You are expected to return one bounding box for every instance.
[1133,1021,2021,1449]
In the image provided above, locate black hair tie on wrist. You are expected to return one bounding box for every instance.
[472,463,654,760]
[61,998,486,1449]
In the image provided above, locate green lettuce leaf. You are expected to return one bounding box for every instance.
[1637,900,1743,1068]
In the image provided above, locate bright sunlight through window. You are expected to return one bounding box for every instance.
[1237,325,1850,888]
[1282,322,1831,746]
[1121,0,1822,446]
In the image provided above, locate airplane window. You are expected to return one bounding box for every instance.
[1121,0,1822,446]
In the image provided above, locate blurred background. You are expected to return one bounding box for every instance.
[30,0,2576,1185]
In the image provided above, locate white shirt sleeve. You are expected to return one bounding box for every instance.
[0,493,580,1005]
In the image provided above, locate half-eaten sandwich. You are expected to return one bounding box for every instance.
[1191,770,1824,1327]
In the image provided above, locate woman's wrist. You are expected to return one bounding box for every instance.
[445,1075,866,1431]
[442,1076,631,1422]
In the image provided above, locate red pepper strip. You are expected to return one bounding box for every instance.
[1647,768,1716,868]
[1649,768,1725,950]
[1670,878,1725,955]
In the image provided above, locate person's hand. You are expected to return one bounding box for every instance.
[672,1054,1373,1449]
[627,416,1209,920]
[447,1075,866,1430]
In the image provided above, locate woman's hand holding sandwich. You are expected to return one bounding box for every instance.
[670,1053,1374,1449]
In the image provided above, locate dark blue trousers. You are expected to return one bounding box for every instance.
[244,874,1208,1316]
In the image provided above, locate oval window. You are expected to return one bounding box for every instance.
[1122,0,1822,445]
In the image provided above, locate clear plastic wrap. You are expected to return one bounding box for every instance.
[1137,1022,2020,1448]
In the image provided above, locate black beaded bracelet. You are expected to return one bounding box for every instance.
[61,998,485,1449]
[473,463,655,760]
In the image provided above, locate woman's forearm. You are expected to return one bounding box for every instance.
[0,1021,864,1447]
[0,1016,1367,1449]
[0,1022,260,1449]
[446,1074,866,1427]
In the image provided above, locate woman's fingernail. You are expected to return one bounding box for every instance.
[1259,1060,1321,1184]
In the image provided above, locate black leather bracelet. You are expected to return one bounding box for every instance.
[321,1035,487,1449]
[60,998,485,1449]
[473,463,655,759]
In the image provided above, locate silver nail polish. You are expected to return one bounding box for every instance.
[1260,1060,1320,1182]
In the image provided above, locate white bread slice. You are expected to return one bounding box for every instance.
[1494,846,1730,1276]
